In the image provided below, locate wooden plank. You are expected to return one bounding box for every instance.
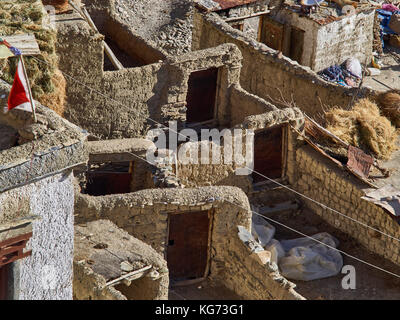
[0,250,32,267]
[0,232,32,248]
[3,34,40,56]
[304,114,349,148]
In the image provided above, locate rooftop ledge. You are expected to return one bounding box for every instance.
[0,82,89,193]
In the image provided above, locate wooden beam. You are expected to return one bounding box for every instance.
[3,34,40,56]
[105,265,152,287]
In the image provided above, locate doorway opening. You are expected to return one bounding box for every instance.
[186,68,218,125]
[85,161,133,196]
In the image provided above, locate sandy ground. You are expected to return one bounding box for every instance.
[263,207,400,300]
[363,45,400,92]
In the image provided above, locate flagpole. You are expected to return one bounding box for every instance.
[19,55,37,123]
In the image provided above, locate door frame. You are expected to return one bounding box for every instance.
[165,210,214,285]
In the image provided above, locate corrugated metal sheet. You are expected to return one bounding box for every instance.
[347,145,374,179]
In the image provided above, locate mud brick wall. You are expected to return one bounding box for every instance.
[220,232,305,300]
[287,141,400,266]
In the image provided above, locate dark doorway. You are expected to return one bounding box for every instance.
[289,27,305,63]
[167,211,211,281]
[0,265,8,300]
[186,68,218,124]
[85,162,132,196]
[252,125,283,183]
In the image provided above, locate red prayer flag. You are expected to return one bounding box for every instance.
[6,57,35,113]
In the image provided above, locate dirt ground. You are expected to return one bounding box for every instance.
[262,207,400,300]
[169,279,243,300]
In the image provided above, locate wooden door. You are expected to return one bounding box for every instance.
[252,126,283,183]
[167,211,210,281]
[186,68,218,124]
[0,265,8,300]
[259,16,284,51]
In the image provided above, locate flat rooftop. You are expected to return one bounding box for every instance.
[282,0,375,25]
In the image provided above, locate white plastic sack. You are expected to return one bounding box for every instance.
[265,239,285,265]
[251,214,276,247]
[345,57,362,79]
[278,232,343,281]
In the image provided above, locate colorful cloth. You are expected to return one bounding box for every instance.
[0,38,22,58]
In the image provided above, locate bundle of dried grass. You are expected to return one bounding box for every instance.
[0,0,66,115]
[326,99,398,159]
[377,90,400,128]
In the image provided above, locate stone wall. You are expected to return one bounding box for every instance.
[287,141,400,266]
[193,12,375,118]
[272,9,374,72]
[313,10,374,72]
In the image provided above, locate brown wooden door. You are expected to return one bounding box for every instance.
[252,126,283,183]
[0,265,8,300]
[186,68,218,124]
[167,211,210,281]
[259,16,284,51]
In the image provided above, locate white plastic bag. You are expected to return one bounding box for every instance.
[278,232,343,281]
[251,214,276,247]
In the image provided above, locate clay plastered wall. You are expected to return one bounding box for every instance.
[75,187,252,276]
[56,13,243,138]
[0,172,75,300]
[193,12,375,117]
[56,15,163,139]
[288,144,400,266]
[229,84,278,126]
[314,11,374,72]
